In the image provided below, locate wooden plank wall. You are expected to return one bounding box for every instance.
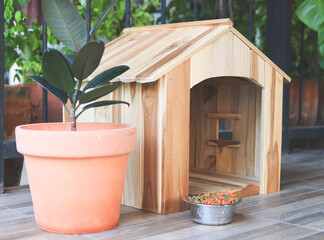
[161,59,190,214]
[190,78,260,177]
[259,66,283,194]
[232,84,257,176]
[120,83,144,208]
[141,81,160,212]
[190,31,264,89]
[217,84,234,173]
[190,32,234,86]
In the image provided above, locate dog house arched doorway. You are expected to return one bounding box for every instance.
[189,76,261,197]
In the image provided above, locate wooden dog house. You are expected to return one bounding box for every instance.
[83,19,291,214]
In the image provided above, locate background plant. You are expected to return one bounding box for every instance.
[76,0,160,42]
[4,0,58,83]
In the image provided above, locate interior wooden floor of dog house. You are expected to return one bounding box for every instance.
[188,77,261,198]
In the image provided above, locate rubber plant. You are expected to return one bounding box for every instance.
[296,0,324,69]
[30,0,129,131]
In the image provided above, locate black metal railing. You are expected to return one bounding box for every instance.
[0,0,4,193]
[298,23,304,126]
[317,63,322,126]
[42,14,47,123]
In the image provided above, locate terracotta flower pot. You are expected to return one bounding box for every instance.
[15,122,136,234]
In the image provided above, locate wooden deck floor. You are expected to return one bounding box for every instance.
[1,150,324,239]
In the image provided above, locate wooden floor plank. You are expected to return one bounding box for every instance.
[144,214,277,240]
[0,230,90,240]
[0,150,324,239]
[299,232,324,240]
[224,223,317,240]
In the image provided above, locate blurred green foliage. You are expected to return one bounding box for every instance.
[166,0,266,49]
[4,0,58,83]
[76,0,160,42]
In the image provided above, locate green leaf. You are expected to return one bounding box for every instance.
[72,41,105,81]
[319,27,324,57]
[319,26,324,43]
[83,65,129,91]
[42,0,87,52]
[79,84,119,104]
[65,54,76,65]
[28,76,69,104]
[14,11,21,22]
[18,0,25,8]
[90,0,117,39]
[83,100,128,113]
[319,43,324,60]
[296,0,324,32]
[42,48,75,95]
[320,53,324,69]
[77,100,129,119]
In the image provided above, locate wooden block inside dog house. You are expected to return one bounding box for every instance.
[83,19,291,214]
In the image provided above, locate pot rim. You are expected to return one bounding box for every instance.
[15,122,137,158]
[16,122,135,134]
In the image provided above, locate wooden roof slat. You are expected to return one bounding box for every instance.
[99,32,152,66]
[120,28,208,79]
[102,31,143,57]
[93,31,170,77]
[123,19,233,33]
[102,32,138,50]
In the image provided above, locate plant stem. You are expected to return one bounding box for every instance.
[73,80,82,103]
[70,80,82,131]
[71,115,76,131]
[70,103,76,131]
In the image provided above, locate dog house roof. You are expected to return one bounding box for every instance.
[92,19,290,84]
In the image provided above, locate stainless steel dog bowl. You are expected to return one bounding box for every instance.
[184,195,240,225]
